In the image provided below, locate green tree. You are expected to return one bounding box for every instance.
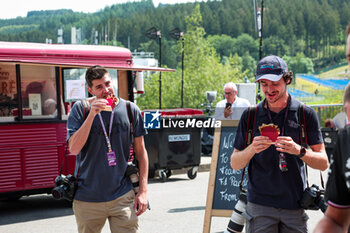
[207,34,236,59]
[283,53,314,74]
[233,34,259,60]
[136,4,246,110]
[263,36,289,57]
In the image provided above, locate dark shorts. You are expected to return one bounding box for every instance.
[245,202,309,233]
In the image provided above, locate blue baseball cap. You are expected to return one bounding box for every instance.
[255,55,288,82]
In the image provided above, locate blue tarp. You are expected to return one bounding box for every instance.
[297,74,349,90]
[288,87,315,98]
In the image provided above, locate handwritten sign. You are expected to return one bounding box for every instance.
[203,120,248,233]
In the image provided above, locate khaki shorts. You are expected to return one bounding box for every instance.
[73,190,138,233]
[245,202,309,233]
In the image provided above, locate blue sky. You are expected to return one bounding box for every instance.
[1,0,204,19]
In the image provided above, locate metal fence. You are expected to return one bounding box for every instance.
[310,104,344,127]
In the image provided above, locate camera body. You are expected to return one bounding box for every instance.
[225,102,232,109]
[299,184,327,213]
[51,174,77,201]
[125,162,140,194]
[225,191,247,233]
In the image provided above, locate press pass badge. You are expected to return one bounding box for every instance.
[107,151,117,166]
[279,153,288,172]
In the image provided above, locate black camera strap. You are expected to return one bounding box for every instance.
[58,100,89,180]
[298,104,325,190]
[126,100,136,163]
[239,106,257,192]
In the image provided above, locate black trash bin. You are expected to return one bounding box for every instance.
[143,108,205,182]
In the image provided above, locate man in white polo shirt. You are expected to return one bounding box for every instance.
[214,82,250,120]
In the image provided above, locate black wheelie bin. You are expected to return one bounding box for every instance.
[143,108,205,182]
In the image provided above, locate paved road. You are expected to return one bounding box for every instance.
[0,169,326,233]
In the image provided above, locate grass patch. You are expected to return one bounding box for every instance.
[318,64,349,79]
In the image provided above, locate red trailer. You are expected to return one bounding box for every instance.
[0,41,172,200]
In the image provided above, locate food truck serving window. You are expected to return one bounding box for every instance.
[63,68,119,101]
[0,63,17,120]
[62,68,118,116]
[63,68,88,102]
[20,65,57,119]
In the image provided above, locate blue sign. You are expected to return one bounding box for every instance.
[143,111,161,129]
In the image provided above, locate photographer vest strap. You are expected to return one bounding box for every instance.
[239,106,257,192]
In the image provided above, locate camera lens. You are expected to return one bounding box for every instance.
[225,192,247,233]
[52,185,65,200]
[126,163,140,194]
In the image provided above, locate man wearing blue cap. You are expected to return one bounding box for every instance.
[231,55,329,232]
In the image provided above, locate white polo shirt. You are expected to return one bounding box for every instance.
[214,97,250,120]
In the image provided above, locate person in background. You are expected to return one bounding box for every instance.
[324,118,336,129]
[43,98,57,116]
[332,111,348,129]
[313,23,350,233]
[214,82,250,120]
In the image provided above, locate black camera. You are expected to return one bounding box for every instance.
[125,162,140,194]
[225,191,247,233]
[51,174,77,201]
[125,162,151,211]
[299,184,328,213]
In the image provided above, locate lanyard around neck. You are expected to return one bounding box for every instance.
[98,111,115,153]
[265,95,291,136]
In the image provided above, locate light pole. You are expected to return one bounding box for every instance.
[254,0,264,101]
[169,28,185,108]
[146,27,162,109]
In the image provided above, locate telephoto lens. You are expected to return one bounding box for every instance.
[224,191,247,233]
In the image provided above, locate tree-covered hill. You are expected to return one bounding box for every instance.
[0,0,349,70]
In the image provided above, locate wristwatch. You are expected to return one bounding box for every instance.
[299,146,306,158]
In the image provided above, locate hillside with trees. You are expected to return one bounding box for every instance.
[0,0,348,108]
[0,0,348,71]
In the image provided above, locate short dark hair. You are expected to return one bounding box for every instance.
[85,65,108,88]
[283,71,293,85]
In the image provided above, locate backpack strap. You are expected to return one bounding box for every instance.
[240,106,257,192]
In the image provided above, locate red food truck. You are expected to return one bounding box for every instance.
[0,41,172,200]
